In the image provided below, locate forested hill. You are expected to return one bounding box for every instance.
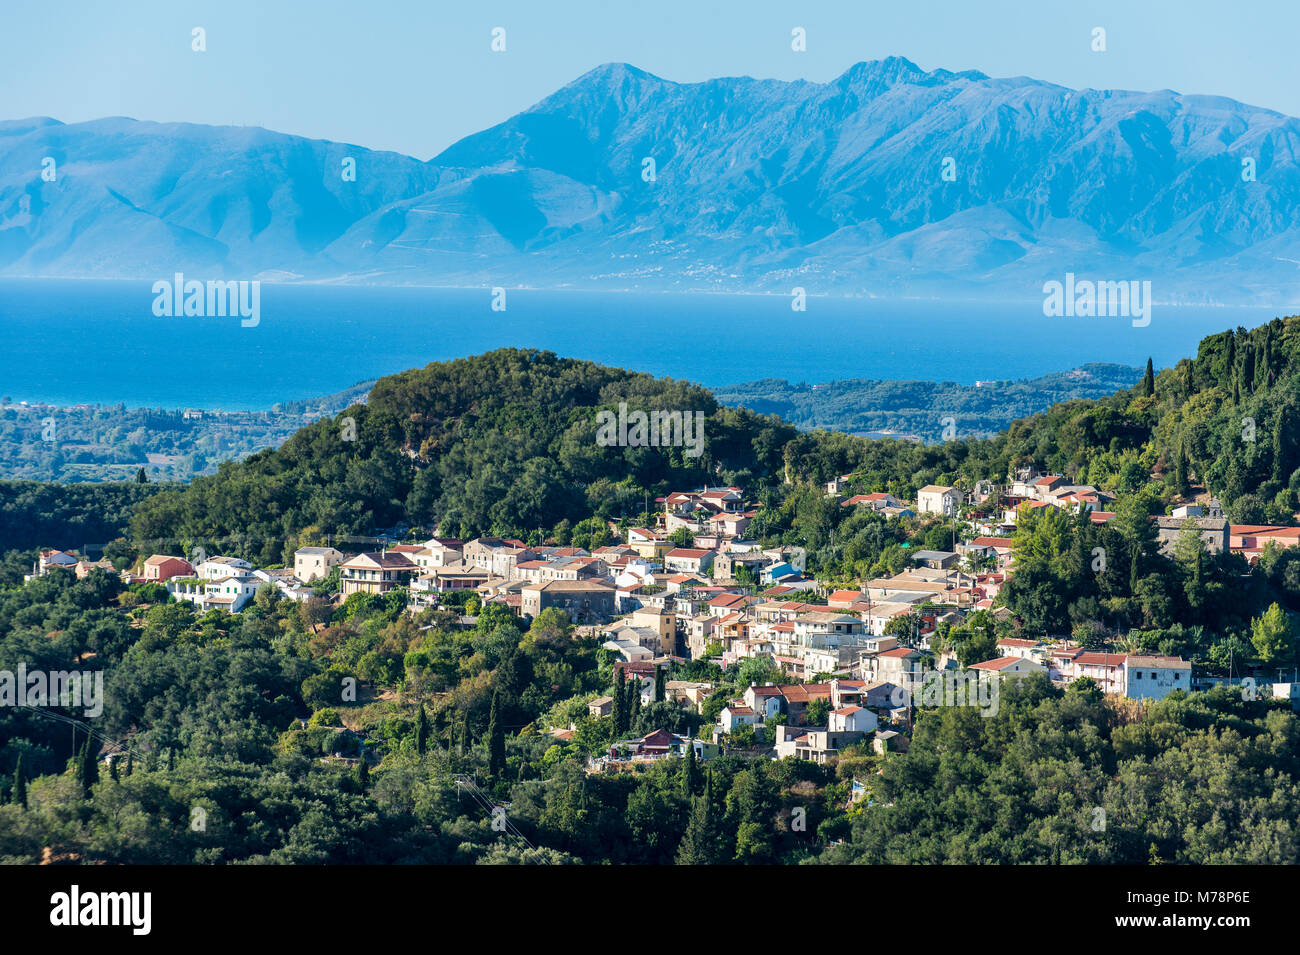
[1,313,1287,566]
[127,350,796,565]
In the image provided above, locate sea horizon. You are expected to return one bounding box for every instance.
[0,277,1287,410]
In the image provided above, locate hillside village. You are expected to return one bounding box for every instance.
[29,467,1298,771]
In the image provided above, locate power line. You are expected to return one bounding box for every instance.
[453,773,547,860]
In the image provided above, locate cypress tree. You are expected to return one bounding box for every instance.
[654,665,666,703]
[1175,445,1190,496]
[676,796,715,864]
[11,754,26,808]
[1130,543,1141,595]
[354,756,369,794]
[676,769,719,865]
[109,755,119,782]
[415,704,429,756]
[1142,358,1155,397]
[487,690,506,778]
[124,751,133,776]
[613,670,627,735]
[79,740,98,796]
[683,739,701,797]
[1273,412,1287,484]
[459,718,470,756]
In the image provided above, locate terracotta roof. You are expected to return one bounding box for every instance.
[1073,652,1128,667]
[970,656,1027,671]
[777,683,832,702]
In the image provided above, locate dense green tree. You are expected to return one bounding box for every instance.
[677,771,723,865]
[1251,602,1294,667]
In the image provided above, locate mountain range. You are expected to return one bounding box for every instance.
[3,57,1299,303]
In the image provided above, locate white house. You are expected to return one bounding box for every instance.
[197,556,252,580]
[252,568,313,602]
[664,548,715,574]
[995,638,1042,660]
[168,573,259,613]
[415,538,464,569]
[968,656,1045,681]
[828,705,878,734]
[719,703,758,733]
[293,547,343,582]
[917,485,962,517]
[601,638,654,663]
[1124,656,1191,701]
[742,685,785,722]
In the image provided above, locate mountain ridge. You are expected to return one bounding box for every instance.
[3,58,1299,303]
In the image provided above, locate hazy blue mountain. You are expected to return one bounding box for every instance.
[3,58,1300,303]
[0,117,441,279]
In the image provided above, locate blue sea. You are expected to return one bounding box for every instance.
[0,279,1286,409]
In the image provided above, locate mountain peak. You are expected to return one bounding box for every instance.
[835,56,988,91]
[570,61,667,89]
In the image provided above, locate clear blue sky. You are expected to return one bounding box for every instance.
[4,0,1297,160]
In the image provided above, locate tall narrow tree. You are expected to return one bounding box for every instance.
[487,690,506,778]
[11,754,26,808]
[1142,358,1155,397]
[613,670,628,735]
[676,769,720,865]
[682,739,701,798]
[415,704,429,756]
[78,740,98,796]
